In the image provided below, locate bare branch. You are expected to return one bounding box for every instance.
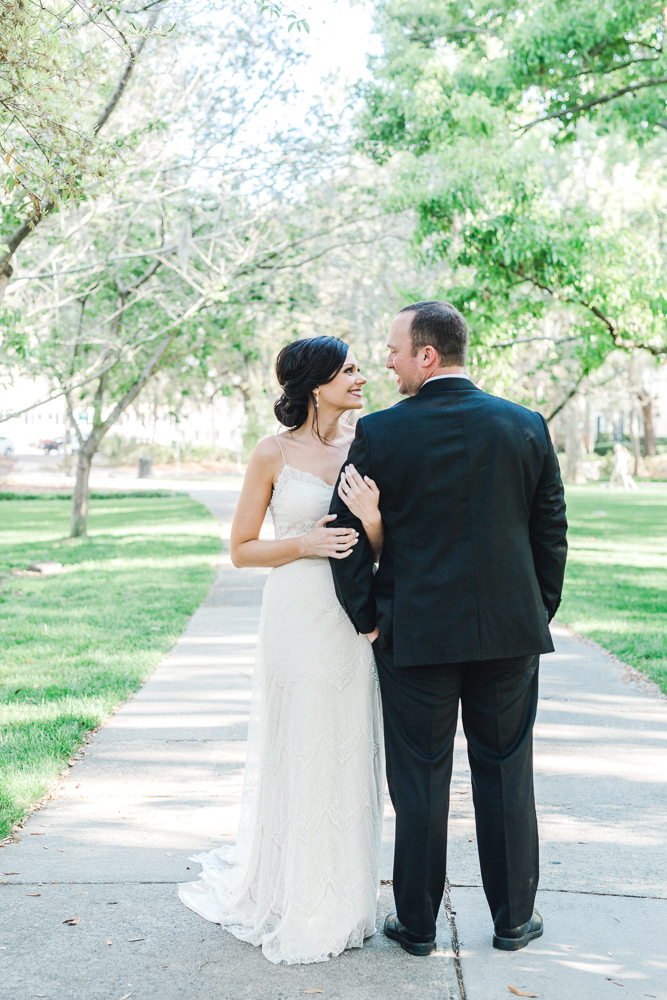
[12,243,178,283]
[93,9,160,134]
[546,373,586,422]
[97,294,209,437]
[505,264,667,356]
[0,8,160,301]
[0,356,122,423]
[520,73,667,131]
[117,258,161,296]
[0,283,203,427]
[572,54,662,79]
[492,335,579,348]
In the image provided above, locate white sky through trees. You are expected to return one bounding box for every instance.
[292,0,378,85]
[282,0,380,127]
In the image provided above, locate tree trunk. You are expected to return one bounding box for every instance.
[70,447,94,538]
[564,393,587,484]
[630,406,642,476]
[0,263,12,303]
[640,393,657,456]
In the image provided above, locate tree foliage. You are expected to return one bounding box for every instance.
[0,1,164,297]
[362,1,667,143]
[1,1,390,534]
[358,0,667,385]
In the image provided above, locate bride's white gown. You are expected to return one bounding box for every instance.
[179,461,385,965]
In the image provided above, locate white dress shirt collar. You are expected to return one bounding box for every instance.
[423,373,472,386]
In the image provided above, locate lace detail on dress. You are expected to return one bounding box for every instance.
[179,463,385,965]
[269,465,333,542]
[271,462,333,500]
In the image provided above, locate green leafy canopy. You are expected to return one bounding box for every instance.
[357,0,667,376]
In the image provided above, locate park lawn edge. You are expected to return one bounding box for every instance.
[0,494,221,840]
[553,618,667,700]
[557,484,667,697]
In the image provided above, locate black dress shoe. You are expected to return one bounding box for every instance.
[383,910,436,956]
[493,909,543,951]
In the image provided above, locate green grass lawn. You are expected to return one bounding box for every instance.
[559,483,667,694]
[0,494,220,840]
[2,484,664,840]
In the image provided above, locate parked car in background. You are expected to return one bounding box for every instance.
[40,438,62,453]
[52,435,81,452]
[0,437,14,456]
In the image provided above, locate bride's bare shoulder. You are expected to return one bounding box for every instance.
[253,434,282,457]
[246,435,283,476]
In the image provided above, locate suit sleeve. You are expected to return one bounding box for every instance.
[529,415,568,621]
[328,418,377,634]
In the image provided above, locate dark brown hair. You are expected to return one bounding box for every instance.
[399,300,469,366]
[274,336,349,432]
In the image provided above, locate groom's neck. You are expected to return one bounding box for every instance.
[415,364,465,391]
[430,365,465,377]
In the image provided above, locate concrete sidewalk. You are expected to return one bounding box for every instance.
[2,489,666,1000]
[448,624,667,1000]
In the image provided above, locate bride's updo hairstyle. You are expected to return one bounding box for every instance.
[274,336,349,433]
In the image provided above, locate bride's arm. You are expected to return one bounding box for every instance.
[337,464,383,562]
[231,438,359,568]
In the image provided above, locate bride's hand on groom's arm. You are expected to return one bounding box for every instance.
[301,514,359,560]
[338,465,383,562]
[338,465,380,528]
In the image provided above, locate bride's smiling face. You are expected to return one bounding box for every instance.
[318,351,366,412]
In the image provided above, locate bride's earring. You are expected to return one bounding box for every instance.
[314,388,320,409]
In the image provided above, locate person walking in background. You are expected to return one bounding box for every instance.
[329,300,568,956]
[608,442,638,490]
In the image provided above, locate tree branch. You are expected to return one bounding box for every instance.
[93,9,160,134]
[12,243,178,283]
[0,357,124,424]
[64,392,83,447]
[0,8,160,300]
[546,373,587,422]
[116,258,161,296]
[519,74,667,131]
[0,284,204,428]
[96,295,208,440]
[506,264,667,356]
[492,335,579,348]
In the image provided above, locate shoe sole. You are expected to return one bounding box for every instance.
[383,926,436,956]
[493,924,543,952]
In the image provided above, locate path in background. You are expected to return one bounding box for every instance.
[1,487,666,1000]
[2,452,246,493]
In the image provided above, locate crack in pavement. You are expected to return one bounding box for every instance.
[445,878,467,1000]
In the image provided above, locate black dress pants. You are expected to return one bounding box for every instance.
[374,648,540,937]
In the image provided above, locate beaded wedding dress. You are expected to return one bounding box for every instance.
[179,455,385,965]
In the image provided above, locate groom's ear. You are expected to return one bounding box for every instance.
[420,345,439,367]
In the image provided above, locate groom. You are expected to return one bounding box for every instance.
[329,300,567,955]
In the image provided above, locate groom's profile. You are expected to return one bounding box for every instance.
[329,300,567,954]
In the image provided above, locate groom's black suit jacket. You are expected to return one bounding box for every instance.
[329,378,567,668]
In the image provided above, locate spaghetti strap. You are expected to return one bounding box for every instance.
[274,434,287,467]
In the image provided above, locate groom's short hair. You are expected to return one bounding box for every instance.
[399,300,468,366]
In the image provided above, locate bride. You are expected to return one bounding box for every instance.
[179,336,386,965]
